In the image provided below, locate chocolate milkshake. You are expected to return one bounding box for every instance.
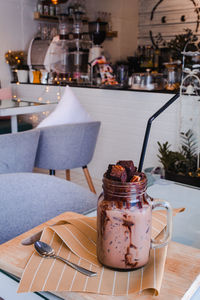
[97,161,152,270]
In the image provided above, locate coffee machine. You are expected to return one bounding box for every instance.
[88,21,107,63]
[44,12,90,83]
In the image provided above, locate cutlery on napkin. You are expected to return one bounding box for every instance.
[21,220,69,246]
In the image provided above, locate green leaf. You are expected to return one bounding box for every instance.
[157,129,198,175]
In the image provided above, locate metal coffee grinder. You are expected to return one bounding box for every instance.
[88,21,107,83]
[88,21,107,63]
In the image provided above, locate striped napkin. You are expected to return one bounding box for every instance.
[18,208,183,296]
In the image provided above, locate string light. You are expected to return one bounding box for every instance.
[57,90,61,99]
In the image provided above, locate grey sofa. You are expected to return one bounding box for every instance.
[0,172,98,244]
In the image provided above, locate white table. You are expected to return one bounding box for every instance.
[0,99,57,133]
[0,179,200,300]
[147,178,200,249]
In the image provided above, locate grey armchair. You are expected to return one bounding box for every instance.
[0,129,40,174]
[34,121,101,193]
[0,172,98,244]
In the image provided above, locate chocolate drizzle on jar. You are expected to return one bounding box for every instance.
[122,216,138,268]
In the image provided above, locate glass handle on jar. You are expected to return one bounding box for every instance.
[150,199,172,249]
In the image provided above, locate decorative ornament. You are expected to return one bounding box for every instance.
[149,0,200,48]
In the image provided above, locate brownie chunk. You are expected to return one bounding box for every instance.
[105,160,142,183]
[107,164,127,182]
[105,164,114,179]
[117,160,137,180]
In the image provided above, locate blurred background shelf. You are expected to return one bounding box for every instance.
[33,12,88,23]
[34,11,58,22]
[106,31,118,38]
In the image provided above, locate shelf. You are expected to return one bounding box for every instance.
[34,12,118,38]
[106,31,118,38]
[34,12,88,23]
[34,11,58,22]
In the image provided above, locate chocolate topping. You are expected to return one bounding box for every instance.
[107,164,127,182]
[105,160,141,183]
[117,160,137,180]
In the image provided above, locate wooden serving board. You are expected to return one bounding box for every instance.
[0,211,199,300]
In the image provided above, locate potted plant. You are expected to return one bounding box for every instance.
[157,129,200,187]
[167,28,198,61]
[5,50,28,83]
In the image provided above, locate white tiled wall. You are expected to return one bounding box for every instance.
[138,0,200,46]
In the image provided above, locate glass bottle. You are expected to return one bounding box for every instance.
[58,14,69,40]
[49,3,56,17]
[55,4,61,16]
[43,0,49,16]
[97,173,172,270]
[37,0,44,15]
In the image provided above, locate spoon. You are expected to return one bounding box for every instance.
[34,241,97,277]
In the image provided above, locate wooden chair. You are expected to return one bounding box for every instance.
[34,121,101,193]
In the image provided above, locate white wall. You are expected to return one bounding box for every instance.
[0,0,38,87]
[86,0,138,63]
